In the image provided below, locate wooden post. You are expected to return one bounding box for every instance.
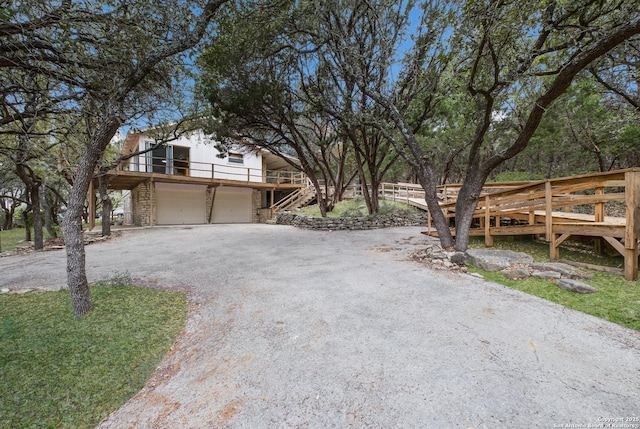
[528,190,535,226]
[545,180,552,242]
[88,180,95,231]
[484,195,493,247]
[624,169,640,280]
[211,163,215,179]
[594,187,604,255]
[550,234,559,260]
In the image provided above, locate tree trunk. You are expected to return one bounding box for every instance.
[369,177,380,214]
[1,201,12,230]
[417,165,455,249]
[452,176,486,251]
[40,186,57,239]
[98,171,112,237]
[63,116,121,317]
[15,166,43,249]
[22,208,31,242]
[311,177,328,217]
[31,183,43,250]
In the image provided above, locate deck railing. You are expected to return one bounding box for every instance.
[379,169,640,280]
[120,156,306,185]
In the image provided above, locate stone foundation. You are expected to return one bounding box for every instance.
[131,181,152,226]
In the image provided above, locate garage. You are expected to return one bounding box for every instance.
[156,183,206,225]
[211,187,252,223]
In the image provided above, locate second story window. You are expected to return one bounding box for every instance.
[228,152,244,165]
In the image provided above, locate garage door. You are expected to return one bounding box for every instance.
[156,185,206,225]
[211,187,252,223]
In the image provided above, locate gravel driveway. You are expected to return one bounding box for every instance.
[2,224,640,428]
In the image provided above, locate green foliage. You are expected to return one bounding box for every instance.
[0,285,187,428]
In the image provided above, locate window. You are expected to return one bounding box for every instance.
[145,143,189,175]
[228,152,244,165]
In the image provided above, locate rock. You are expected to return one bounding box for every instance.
[502,267,531,279]
[464,249,534,272]
[0,288,9,293]
[450,252,466,266]
[430,252,448,260]
[531,262,593,280]
[556,278,598,294]
[531,271,561,280]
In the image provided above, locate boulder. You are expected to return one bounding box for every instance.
[531,271,561,280]
[502,266,531,279]
[531,262,593,280]
[450,252,466,266]
[556,278,598,294]
[464,249,534,272]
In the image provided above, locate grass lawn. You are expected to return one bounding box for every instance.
[467,237,640,332]
[0,227,64,253]
[0,228,32,253]
[0,284,187,428]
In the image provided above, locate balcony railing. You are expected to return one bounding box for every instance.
[119,156,306,185]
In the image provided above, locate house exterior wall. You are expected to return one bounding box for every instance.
[125,131,263,182]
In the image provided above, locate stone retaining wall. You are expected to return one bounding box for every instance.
[275,212,427,230]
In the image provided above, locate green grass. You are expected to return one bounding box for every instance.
[0,228,32,253]
[467,237,640,331]
[0,227,63,253]
[297,199,419,218]
[0,284,187,428]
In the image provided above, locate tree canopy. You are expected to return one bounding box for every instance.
[199,0,640,250]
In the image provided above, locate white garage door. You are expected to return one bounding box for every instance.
[156,185,206,225]
[212,187,252,223]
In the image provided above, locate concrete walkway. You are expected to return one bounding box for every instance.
[1,224,639,428]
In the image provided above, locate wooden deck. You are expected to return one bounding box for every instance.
[380,169,640,280]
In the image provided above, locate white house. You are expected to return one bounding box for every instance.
[102,129,305,226]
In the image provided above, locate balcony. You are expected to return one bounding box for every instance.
[105,156,307,190]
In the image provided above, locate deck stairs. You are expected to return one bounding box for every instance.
[271,186,317,213]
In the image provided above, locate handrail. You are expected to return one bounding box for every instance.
[378,168,640,280]
[270,186,316,213]
[120,155,306,185]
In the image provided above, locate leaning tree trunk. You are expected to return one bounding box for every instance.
[63,117,121,317]
[417,164,455,249]
[452,178,486,252]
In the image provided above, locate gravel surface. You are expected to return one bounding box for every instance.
[2,224,640,428]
